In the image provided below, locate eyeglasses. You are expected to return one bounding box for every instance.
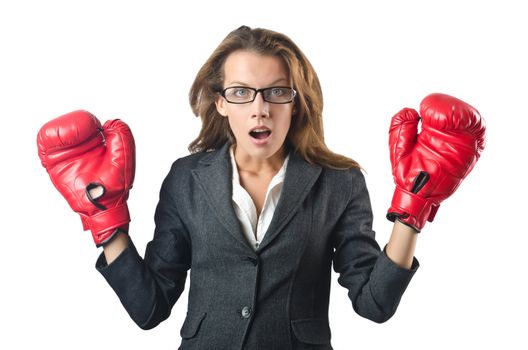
[221,86,297,104]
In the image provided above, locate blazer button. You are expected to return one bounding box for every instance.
[241,306,252,319]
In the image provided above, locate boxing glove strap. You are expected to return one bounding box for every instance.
[84,204,130,242]
[388,187,438,231]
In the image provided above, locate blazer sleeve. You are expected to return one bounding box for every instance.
[95,160,192,330]
[332,168,419,323]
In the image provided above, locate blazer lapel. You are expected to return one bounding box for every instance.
[258,151,322,251]
[191,143,322,252]
[191,143,250,250]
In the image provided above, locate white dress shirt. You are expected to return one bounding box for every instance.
[229,146,290,250]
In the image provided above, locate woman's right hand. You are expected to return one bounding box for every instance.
[37,110,136,247]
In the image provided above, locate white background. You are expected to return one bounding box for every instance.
[1,0,526,349]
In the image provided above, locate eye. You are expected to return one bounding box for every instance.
[270,87,285,96]
[232,87,251,97]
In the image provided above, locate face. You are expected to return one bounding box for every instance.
[215,50,294,163]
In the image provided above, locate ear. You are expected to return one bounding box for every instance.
[215,95,228,117]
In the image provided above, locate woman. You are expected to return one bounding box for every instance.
[37,26,485,349]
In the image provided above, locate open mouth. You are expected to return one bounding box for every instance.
[249,129,272,140]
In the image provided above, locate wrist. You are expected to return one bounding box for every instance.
[102,230,130,264]
[386,220,418,269]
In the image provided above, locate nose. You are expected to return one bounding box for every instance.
[250,91,269,119]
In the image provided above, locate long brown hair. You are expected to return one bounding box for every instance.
[189,25,359,170]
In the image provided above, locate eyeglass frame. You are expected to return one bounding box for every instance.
[220,86,297,104]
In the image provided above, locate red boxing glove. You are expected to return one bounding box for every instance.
[37,110,135,246]
[387,93,486,232]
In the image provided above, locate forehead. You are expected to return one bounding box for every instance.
[223,50,290,86]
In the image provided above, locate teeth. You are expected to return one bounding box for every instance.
[252,129,269,132]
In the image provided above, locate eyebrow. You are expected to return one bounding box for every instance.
[225,78,290,87]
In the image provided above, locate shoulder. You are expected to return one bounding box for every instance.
[171,150,212,170]
[160,147,225,187]
[286,151,368,198]
[320,165,367,190]
[169,144,229,173]
[317,168,372,218]
[318,165,371,207]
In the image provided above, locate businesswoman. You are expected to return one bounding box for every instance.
[37,25,485,349]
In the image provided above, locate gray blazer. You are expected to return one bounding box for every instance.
[96,143,418,350]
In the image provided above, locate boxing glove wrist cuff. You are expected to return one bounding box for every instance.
[387,187,438,232]
[83,204,130,245]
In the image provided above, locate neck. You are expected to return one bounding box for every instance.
[234,146,286,176]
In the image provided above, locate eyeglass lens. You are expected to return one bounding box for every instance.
[223,87,295,104]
